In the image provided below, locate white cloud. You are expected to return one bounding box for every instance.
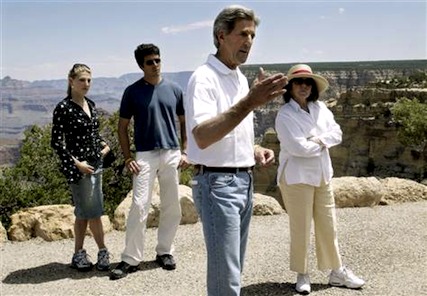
[338,8,345,14]
[161,20,212,34]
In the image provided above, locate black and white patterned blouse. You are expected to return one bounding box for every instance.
[51,96,104,184]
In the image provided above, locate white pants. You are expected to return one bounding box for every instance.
[121,149,182,265]
[279,176,342,274]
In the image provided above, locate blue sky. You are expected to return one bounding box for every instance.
[1,0,426,81]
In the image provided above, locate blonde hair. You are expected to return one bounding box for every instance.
[67,63,91,96]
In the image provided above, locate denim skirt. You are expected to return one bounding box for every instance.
[70,167,104,219]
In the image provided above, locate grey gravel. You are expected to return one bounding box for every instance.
[1,201,426,296]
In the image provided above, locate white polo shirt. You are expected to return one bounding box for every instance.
[185,54,255,167]
[275,99,342,186]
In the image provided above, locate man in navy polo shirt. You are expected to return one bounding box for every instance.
[110,43,188,280]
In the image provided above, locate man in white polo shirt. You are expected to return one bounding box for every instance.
[184,5,287,296]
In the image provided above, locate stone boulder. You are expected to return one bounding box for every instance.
[331,177,384,207]
[147,195,161,228]
[178,185,200,224]
[8,205,74,241]
[253,193,285,215]
[113,191,133,231]
[8,205,112,242]
[113,184,199,231]
[379,177,427,205]
[0,222,7,244]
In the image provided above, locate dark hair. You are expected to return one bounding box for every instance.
[67,63,91,96]
[134,43,160,67]
[283,79,320,103]
[213,5,260,49]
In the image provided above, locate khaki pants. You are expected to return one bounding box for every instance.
[121,149,182,265]
[279,176,342,274]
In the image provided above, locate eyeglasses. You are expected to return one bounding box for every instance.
[145,58,161,66]
[292,78,314,86]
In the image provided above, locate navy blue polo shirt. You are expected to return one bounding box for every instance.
[119,78,184,152]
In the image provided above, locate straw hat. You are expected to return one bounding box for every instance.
[287,64,329,94]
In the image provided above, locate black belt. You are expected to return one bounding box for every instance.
[194,165,253,174]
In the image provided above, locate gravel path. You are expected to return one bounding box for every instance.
[1,201,426,296]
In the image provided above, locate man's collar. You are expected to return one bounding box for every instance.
[207,54,237,75]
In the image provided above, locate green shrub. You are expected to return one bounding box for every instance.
[392,97,427,151]
[0,125,70,228]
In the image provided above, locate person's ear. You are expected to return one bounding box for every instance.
[217,30,225,45]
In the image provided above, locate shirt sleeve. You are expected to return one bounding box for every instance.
[316,102,342,148]
[275,109,323,158]
[90,102,106,149]
[119,87,133,119]
[50,103,81,183]
[186,77,218,132]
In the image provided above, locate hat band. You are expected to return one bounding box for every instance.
[291,69,312,75]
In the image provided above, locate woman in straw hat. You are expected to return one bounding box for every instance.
[275,64,365,294]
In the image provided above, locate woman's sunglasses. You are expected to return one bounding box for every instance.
[292,78,314,86]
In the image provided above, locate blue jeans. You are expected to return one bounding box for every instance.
[192,170,253,296]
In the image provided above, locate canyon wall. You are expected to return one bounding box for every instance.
[2,61,426,182]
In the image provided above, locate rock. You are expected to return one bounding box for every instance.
[147,195,161,228]
[331,177,384,207]
[178,185,199,225]
[8,204,112,242]
[113,184,199,231]
[8,205,74,241]
[113,184,287,231]
[7,177,425,242]
[253,193,285,215]
[34,206,75,241]
[379,177,427,205]
[0,222,7,244]
[113,191,133,231]
[94,216,113,236]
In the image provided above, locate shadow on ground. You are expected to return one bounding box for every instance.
[242,282,330,295]
[2,260,159,284]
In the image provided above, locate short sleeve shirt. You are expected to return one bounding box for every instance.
[185,54,255,167]
[119,78,184,152]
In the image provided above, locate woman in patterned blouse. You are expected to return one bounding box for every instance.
[51,64,110,272]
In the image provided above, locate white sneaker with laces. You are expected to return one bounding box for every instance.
[329,266,365,289]
[296,273,311,294]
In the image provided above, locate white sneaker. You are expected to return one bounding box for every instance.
[296,273,311,294]
[329,266,365,289]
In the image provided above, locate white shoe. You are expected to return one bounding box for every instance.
[296,273,311,294]
[329,266,365,289]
